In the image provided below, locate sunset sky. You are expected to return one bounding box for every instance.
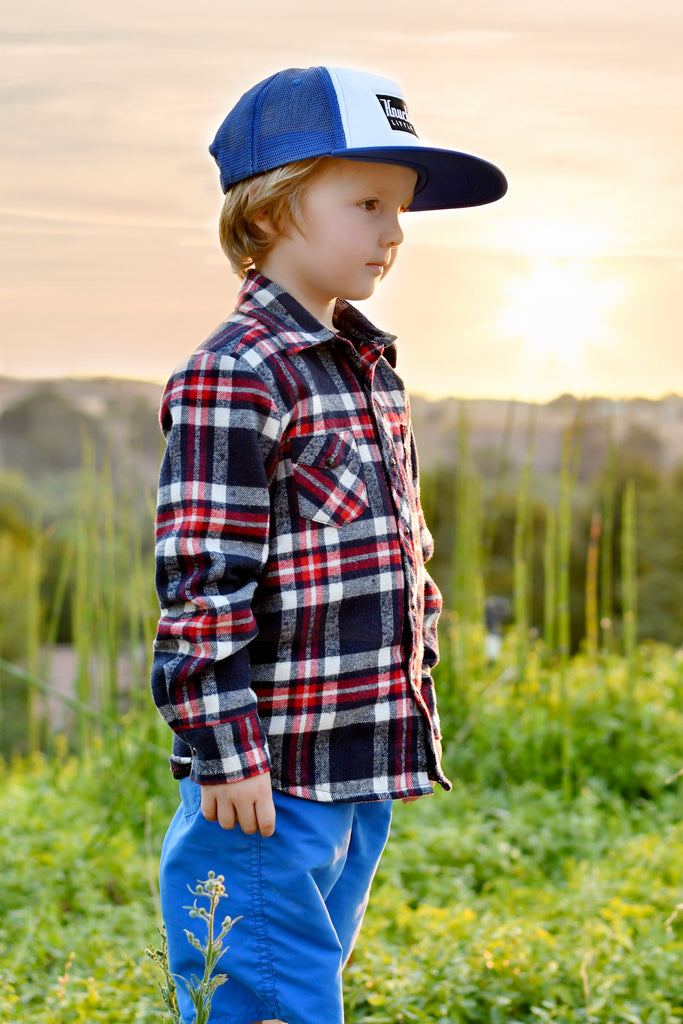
[2,0,682,401]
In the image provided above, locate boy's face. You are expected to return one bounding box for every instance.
[255,158,418,328]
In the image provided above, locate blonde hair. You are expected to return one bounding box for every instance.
[218,157,329,277]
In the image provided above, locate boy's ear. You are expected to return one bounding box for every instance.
[249,182,279,238]
[253,211,277,237]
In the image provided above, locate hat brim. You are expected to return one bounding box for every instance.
[332,146,507,211]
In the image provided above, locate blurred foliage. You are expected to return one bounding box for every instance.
[421,422,683,650]
[1,644,682,1021]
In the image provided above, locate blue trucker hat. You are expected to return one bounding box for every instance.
[209,66,507,212]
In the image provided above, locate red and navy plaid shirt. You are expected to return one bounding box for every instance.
[152,271,451,802]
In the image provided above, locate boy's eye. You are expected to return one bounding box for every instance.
[360,199,379,211]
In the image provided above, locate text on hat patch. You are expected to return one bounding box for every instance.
[375,95,418,136]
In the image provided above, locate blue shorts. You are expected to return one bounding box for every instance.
[159,778,393,1024]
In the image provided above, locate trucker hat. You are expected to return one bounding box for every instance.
[209,65,507,211]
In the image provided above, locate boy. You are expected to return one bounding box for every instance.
[152,65,506,1024]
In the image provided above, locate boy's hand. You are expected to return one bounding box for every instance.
[201,772,276,837]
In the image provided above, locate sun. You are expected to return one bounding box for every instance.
[499,261,623,359]
[497,217,625,380]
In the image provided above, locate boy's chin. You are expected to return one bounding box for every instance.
[346,283,381,303]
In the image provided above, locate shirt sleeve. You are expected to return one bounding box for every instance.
[151,347,282,785]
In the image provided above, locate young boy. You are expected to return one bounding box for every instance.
[152,65,506,1024]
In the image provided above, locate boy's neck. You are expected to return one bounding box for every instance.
[253,265,337,332]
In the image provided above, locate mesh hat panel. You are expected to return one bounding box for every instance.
[255,68,346,169]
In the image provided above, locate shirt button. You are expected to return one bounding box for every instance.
[389,457,397,467]
[325,456,336,467]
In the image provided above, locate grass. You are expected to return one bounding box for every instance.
[349,793,683,1023]
[0,640,681,1023]
[0,746,164,1022]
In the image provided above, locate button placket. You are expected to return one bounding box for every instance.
[349,351,424,692]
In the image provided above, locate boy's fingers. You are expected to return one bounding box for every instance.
[255,796,276,838]
[200,788,218,821]
[237,796,276,837]
[217,802,237,830]
[200,786,237,829]
[199,774,275,835]
[236,801,258,835]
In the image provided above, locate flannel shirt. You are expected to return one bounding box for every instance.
[152,271,451,802]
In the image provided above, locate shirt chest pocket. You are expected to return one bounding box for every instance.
[290,430,369,528]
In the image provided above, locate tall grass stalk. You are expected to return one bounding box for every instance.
[72,440,99,752]
[512,405,536,675]
[621,479,638,692]
[449,405,485,680]
[97,460,120,722]
[557,421,577,799]
[481,398,516,561]
[584,511,601,661]
[25,515,43,753]
[125,489,158,692]
[39,532,75,756]
[452,403,483,627]
[543,507,557,655]
[600,409,617,652]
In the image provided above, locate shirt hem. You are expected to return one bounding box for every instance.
[269,778,446,803]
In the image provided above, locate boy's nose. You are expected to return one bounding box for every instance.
[382,214,404,248]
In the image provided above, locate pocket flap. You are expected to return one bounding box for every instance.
[290,430,368,527]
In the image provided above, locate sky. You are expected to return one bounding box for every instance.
[2,0,683,401]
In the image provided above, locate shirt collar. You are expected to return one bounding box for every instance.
[236,271,397,365]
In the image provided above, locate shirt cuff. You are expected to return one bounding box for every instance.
[176,710,271,785]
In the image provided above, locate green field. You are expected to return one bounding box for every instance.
[1,638,682,1023]
[1,409,683,1022]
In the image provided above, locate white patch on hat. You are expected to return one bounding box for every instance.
[325,66,421,151]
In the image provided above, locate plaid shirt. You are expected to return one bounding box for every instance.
[152,271,451,802]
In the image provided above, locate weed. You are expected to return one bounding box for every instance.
[146,929,181,1024]
[146,873,240,1024]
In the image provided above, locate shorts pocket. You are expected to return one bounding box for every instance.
[291,430,369,527]
[179,776,202,818]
